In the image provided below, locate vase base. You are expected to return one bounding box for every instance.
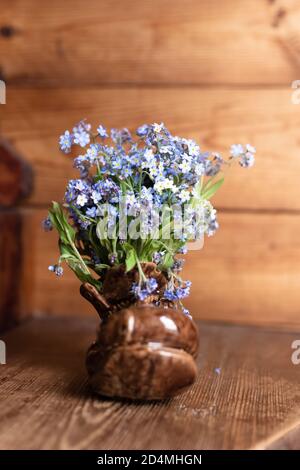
[88,343,197,401]
[86,305,199,401]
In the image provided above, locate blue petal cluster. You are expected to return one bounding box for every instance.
[132,278,158,301]
[164,280,192,301]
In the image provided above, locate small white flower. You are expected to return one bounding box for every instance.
[183,152,192,161]
[76,194,88,207]
[126,194,136,206]
[230,144,244,158]
[131,155,140,165]
[75,180,85,191]
[59,130,73,153]
[97,125,108,138]
[154,177,177,194]
[185,206,196,216]
[143,148,155,168]
[195,163,205,176]
[153,180,165,194]
[150,161,164,178]
[179,160,191,174]
[86,147,98,163]
[144,148,153,159]
[91,190,101,204]
[73,130,90,148]
[149,167,158,178]
[165,179,177,192]
[178,189,191,202]
[246,144,256,154]
[153,122,164,133]
[240,152,255,168]
[187,140,200,156]
[160,145,172,154]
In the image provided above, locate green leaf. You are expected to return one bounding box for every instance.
[194,180,202,198]
[160,252,174,270]
[49,202,97,286]
[125,248,137,272]
[189,181,202,209]
[94,263,110,270]
[49,202,76,245]
[59,242,73,256]
[96,219,108,240]
[201,178,224,200]
[120,181,128,195]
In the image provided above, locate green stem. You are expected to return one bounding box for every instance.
[136,258,147,285]
[63,229,90,275]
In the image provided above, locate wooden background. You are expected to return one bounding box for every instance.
[1,0,300,328]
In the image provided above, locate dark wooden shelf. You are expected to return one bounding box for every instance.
[0,317,300,450]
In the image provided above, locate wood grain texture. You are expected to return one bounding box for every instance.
[24,209,300,328]
[0,139,32,207]
[255,422,300,450]
[0,0,299,86]
[2,87,300,210]
[0,316,299,449]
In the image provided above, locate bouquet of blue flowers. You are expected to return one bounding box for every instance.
[44,121,255,316]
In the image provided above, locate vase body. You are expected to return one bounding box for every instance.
[81,264,199,401]
[86,305,199,400]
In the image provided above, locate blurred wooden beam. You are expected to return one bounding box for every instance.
[0,211,23,330]
[0,139,33,331]
[0,139,32,208]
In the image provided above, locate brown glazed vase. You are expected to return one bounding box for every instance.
[81,264,199,401]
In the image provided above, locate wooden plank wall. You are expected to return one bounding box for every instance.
[1,0,300,327]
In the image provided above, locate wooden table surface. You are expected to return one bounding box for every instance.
[0,317,300,450]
